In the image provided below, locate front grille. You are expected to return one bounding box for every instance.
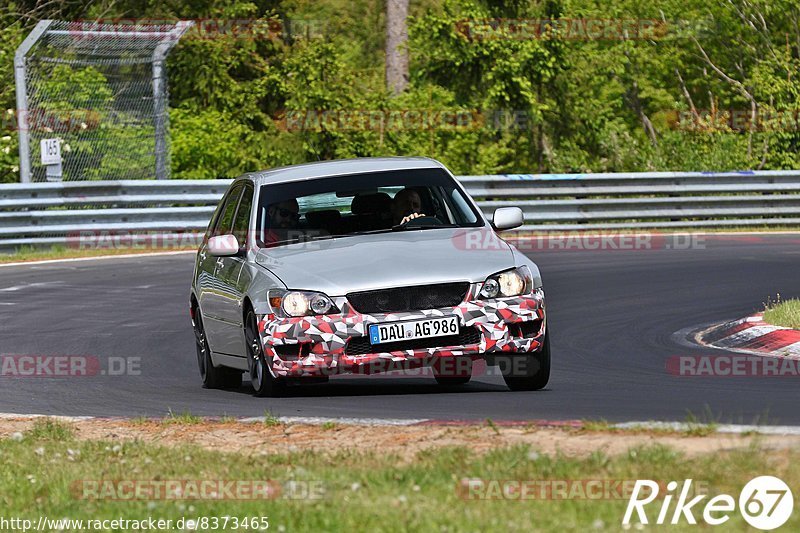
[347,282,470,314]
[345,326,481,356]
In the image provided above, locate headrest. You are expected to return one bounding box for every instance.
[351,192,392,215]
[305,209,341,227]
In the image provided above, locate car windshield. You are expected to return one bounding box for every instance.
[255,168,483,248]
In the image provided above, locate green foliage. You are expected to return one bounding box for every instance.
[1,0,800,180]
[37,65,113,114]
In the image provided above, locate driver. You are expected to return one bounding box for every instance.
[263,198,300,245]
[268,199,300,230]
[391,188,426,225]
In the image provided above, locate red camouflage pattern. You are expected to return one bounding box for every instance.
[258,284,545,377]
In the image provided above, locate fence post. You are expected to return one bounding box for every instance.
[152,21,193,180]
[14,20,53,183]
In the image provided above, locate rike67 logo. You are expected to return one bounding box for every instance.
[623,476,794,530]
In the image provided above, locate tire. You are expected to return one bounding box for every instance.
[193,308,242,389]
[245,309,286,397]
[502,328,551,391]
[433,357,472,385]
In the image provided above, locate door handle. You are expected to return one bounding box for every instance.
[216,258,225,270]
[199,251,207,261]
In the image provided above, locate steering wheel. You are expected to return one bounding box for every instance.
[399,215,443,227]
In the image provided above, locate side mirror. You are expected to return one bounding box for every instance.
[208,234,241,257]
[492,207,524,231]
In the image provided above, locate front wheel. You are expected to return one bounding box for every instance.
[245,309,286,397]
[502,328,551,391]
[193,309,242,389]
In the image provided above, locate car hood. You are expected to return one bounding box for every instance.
[254,227,515,296]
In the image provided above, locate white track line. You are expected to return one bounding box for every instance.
[240,416,429,426]
[0,250,195,268]
[0,413,95,421]
[614,421,800,436]
[2,412,800,434]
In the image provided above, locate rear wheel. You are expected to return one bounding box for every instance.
[193,308,242,389]
[245,309,287,397]
[502,329,551,391]
[433,357,472,385]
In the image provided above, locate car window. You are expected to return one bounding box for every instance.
[256,168,483,248]
[213,183,243,237]
[449,187,478,224]
[232,184,254,246]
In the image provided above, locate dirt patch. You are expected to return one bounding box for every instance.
[2,417,799,460]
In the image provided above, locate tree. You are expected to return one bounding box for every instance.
[386,0,409,94]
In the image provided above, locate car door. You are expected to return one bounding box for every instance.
[212,182,254,357]
[198,183,243,353]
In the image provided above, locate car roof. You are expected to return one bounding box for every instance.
[241,157,446,186]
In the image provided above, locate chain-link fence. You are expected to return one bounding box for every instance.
[14,20,192,182]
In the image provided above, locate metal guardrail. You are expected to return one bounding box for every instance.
[2,171,800,251]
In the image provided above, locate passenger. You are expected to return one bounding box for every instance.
[391,188,426,225]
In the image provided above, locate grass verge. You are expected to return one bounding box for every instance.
[1,419,798,531]
[763,295,800,329]
[0,245,194,264]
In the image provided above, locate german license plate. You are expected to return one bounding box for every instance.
[369,316,459,345]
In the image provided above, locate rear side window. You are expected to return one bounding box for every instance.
[213,184,243,237]
[232,184,254,246]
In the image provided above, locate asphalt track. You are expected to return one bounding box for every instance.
[1,234,799,424]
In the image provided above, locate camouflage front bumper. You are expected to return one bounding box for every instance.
[258,286,545,377]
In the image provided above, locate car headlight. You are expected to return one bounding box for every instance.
[479,266,533,299]
[268,290,339,317]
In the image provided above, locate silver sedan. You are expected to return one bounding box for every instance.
[190,157,549,396]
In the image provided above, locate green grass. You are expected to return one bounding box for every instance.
[763,295,800,329]
[163,410,203,425]
[263,410,283,427]
[25,418,75,441]
[580,413,720,436]
[2,419,798,531]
